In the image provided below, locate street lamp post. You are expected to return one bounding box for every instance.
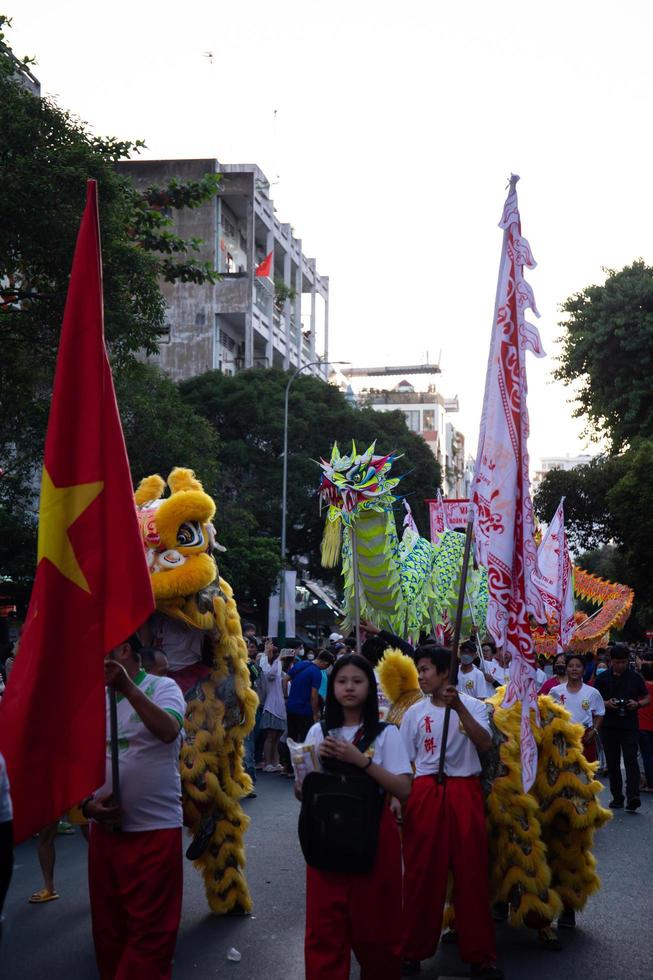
[277,359,349,645]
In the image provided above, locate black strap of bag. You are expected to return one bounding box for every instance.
[298,722,388,874]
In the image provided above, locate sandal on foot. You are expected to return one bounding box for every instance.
[538,926,562,950]
[28,889,59,904]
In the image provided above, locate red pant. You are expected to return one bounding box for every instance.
[403,775,496,964]
[88,825,183,980]
[305,805,403,980]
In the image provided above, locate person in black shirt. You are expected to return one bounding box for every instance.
[594,644,650,811]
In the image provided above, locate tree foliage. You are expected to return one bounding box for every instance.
[534,443,653,632]
[0,18,220,489]
[556,260,653,451]
[541,258,653,635]
[179,369,442,609]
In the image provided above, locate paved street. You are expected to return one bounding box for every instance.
[2,775,653,980]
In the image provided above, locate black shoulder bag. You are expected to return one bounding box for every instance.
[298,722,387,874]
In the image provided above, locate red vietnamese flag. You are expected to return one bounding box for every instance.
[255,251,273,278]
[0,181,154,842]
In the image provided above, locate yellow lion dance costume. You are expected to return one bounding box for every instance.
[378,649,611,933]
[134,467,257,915]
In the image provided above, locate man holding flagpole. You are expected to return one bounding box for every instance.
[83,633,186,979]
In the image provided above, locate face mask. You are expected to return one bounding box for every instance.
[554,665,566,676]
[596,665,607,675]
[460,654,475,666]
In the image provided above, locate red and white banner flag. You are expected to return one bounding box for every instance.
[533,499,575,653]
[470,175,545,790]
[427,490,449,544]
[427,494,471,544]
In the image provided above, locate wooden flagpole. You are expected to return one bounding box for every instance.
[109,687,121,828]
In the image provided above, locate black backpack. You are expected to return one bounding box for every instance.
[298,722,387,874]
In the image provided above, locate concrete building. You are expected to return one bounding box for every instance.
[532,452,595,494]
[116,159,329,381]
[357,379,464,490]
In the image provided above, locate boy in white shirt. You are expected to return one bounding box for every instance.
[401,646,502,980]
[550,653,605,763]
[84,634,185,980]
[456,641,489,700]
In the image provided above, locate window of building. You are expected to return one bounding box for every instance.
[422,409,435,431]
[403,410,421,432]
[219,330,236,352]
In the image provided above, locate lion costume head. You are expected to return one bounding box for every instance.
[134,467,223,629]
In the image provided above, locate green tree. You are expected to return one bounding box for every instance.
[0,17,220,480]
[179,368,442,609]
[534,445,653,633]
[0,18,221,592]
[556,260,653,451]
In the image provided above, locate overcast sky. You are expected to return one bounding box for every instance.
[10,1,653,471]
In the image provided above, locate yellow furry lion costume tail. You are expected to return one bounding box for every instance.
[135,467,258,915]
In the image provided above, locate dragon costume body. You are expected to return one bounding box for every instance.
[134,467,257,915]
[320,442,633,653]
[378,649,612,930]
[319,442,487,640]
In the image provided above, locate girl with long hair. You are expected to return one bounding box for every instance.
[300,653,412,980]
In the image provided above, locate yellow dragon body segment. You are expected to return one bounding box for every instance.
[134,467,257,915]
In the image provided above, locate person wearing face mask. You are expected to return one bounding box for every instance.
[539,654,567,695]
[550,655,605,763]
[456,641,489,700]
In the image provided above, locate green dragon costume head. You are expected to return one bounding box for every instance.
[318,441,402,567]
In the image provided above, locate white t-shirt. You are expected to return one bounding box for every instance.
[535,668,547,688]
[456,666,488,700]
[487,660,511,687]
[374,669,392,721]
[261,656,286,720]
[550,682,605,729]
[95,671,186,832]
[150,612,205,672]
[305,722,412,775]
[401,694,490,777]
[0,752,12,823]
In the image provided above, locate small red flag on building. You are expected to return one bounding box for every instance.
[255,251,273,278]
[0,180,154,842]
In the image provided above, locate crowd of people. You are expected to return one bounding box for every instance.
[0,627,652,978]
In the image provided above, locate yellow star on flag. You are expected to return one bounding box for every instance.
[37,468,104,593]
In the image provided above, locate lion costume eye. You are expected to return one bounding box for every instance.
[177,521,204,548]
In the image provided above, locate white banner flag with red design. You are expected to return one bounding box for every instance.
[470,175,545,790]
[533,499,575,652]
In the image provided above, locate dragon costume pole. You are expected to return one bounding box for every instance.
[437,516,474,784]
[351,525,362,654]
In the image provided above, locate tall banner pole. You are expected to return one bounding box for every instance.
[437,517,474,784]
[351,526,362,654]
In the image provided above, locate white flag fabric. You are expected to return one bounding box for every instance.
[470,175,545,790]
[533,499,575,652]
[428,490,449,545]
